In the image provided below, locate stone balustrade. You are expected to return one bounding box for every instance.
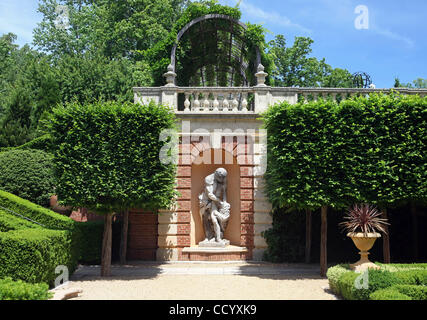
[134,86,427,115]
[180,87,254,113]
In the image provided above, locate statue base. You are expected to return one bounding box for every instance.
[198,239,230,248]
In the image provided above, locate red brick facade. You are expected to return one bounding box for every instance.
[127,210,158,260]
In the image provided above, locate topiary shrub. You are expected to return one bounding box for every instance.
[0,190,74,230]
[0,191,103,283]
[49,100,178,276]
[328,264,427,300]
[0,149,55,207]
[0,209,40,232]
[336,269,400,300]
[326,264,352,293]
[0,277,52,300]
[393,269,427,286]
[392,284,427,300]
[0,228,78,285]
[370,288,412,300]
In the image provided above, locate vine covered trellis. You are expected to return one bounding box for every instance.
[143,2,272,87]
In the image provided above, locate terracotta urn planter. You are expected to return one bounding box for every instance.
[348,232,381,272]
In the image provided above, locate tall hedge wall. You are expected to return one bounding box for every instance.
[48,100,177,214]
[263,93,427,210]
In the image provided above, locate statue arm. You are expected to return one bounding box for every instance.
[206,184,220,203]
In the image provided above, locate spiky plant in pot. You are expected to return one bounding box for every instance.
[340,204,389,236]
[340,204,389,271]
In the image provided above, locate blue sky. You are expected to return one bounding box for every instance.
[0,0,426,88]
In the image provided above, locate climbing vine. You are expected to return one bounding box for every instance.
[143,1,272,86]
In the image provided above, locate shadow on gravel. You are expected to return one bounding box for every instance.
[70,262,163,281]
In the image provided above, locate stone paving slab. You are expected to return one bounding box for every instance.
[71,262,321,279]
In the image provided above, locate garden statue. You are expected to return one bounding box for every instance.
[198,168,231,247]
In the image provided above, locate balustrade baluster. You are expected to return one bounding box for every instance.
[184,92,191,112]
[203,94,210,111]
[232,93,239,112]
[223,93,229,112]
[213,93,219,112]
[242,92,248,112]
[193,92,201,112]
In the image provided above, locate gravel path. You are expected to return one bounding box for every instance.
[65,263,337,300]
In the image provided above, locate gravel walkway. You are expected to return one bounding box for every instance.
[66,262,337,300]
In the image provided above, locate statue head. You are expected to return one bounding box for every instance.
[214,168,227,183]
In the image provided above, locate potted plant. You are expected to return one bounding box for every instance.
[340,204,389,272]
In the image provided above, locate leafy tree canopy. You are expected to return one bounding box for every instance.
[268,35,353,88]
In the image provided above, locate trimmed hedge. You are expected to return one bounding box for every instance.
[0,277,52,300]
[0,228,78,285]
[0,190,74,230]
[0,149,55,207]
[391,285,427,300]
[341,269,400,300]
[0,209,41,232]
[0,134,52,153]
[263,93,427,210]
[327,264,427,300]
[370,285,427,300]
[370,288,412,300]
[393,269,427,285]
[0,190,103,284]
[326,264,351,293]
[49,100,177,214]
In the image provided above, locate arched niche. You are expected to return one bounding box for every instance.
[190,148,241,246]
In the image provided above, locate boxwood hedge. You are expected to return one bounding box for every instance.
[0,277,52,300]
[327,264,427,300]
[0,190,103,285]
[0,228,77,285]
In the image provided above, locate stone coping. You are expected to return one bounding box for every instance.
[182,245,248,254]
[175,112,261,120]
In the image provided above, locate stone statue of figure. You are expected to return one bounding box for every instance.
[198,168,231,247]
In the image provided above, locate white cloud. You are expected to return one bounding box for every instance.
[371,27,414,48]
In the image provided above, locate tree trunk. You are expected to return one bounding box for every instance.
[101,213,113,277]
[120,210,129,265]
[381,209,391,264]
[305,209,312,264]
[320,206,328,277]
[411,203,419,261]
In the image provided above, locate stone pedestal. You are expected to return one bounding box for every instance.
[198,239,230,248]
[182,245,249,261]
